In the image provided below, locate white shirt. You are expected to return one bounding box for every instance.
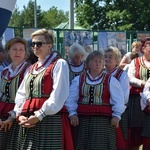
[68,59,85,73]
[65,71,126,120]
[124,52,132,63]
[123,63,130,73]
[128,56,150,87]
[140,77,150,110]
[109,67,130,104]
[14,53,69,121]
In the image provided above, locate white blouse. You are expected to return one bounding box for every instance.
[65,71,126,120]
[69,61,85,73]
[109,67,130,104]
[128,56,150,87]
[14,53,70,121]
[140,77,150,109]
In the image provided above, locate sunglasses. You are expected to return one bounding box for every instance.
[31,41,49,48]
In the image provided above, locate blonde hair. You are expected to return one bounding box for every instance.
[31,28,54,45]
[131,41,141,49]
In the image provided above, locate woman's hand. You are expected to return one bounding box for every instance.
[111,116,120,128]
[141,80,146,88]
[19,115,39,128]
[18,115,28,123]
[70,114,79,126]
[0,117,13,132]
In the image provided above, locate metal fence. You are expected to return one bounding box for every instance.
[1,27,150,58]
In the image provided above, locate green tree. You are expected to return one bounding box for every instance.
[75,0,107,29]
[40,6,69,28]
[75,0,150,31]
[9,0,42,28]
[9,0,69,29]
[8,7,22,27]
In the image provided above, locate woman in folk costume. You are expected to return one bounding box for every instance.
[65,50,126,150]
[104,46,130,150]
[0,37,30,149]
[13,29,70,150]
[119,41,142,69]
[127,37,150,150]
[140,76,150,150]
[67,42,87,82]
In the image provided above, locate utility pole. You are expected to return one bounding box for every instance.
[34,0,37,28]
[69,0,74,29]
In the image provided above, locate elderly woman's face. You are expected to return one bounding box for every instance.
[72,52,83,65]
[104,51,118,70]
[89,56,104,73]
[143,43,150,60]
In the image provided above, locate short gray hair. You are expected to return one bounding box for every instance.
[68,43,87,61]
[105,46,122,64]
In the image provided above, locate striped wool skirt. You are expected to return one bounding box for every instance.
[74,116,116,150]
[141,113,150,137]
[120,109,128,139]
[127,93,144,147]
[16,115,63,150]
[0,119,19,150]
[141,113,150,149]
[127,93,144,127]
[116,110,129,150]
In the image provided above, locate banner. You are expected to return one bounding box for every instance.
[98,32,126,56]
[23,28,39,40]
[0,0,16,37]
[63,30,93,57]
[1,28,14,46]
[137,33,150,41]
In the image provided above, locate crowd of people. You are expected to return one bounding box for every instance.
[0,28,150,150]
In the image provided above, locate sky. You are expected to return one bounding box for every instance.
[16,0,70,12]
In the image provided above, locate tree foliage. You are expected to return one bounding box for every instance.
[40,6,69,28]
[9,0,69,29]
[75,0,150,31]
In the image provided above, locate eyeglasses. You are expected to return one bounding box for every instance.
[31,41,49,48]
